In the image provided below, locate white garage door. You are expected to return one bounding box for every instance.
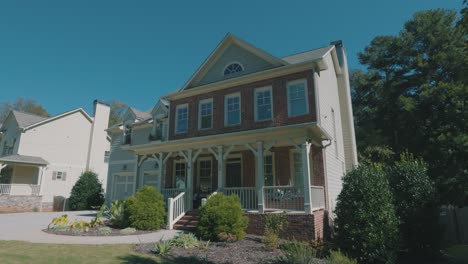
[113,174,135,201]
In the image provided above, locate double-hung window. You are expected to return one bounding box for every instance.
[225,93,241,126]
[255,86,273,121]
[287,79,308,117]
[264,155,275,186]
[175,104,188,134]
[198,99,213,130]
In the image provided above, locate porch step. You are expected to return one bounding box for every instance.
[174,210,199,231]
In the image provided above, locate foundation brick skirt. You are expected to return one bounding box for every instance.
[245,210,327,241]
[0,195,43,212]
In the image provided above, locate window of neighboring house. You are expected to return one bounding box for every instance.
[174,161,187,189]
[264,155,275,186]
[223,62,243,75]
[287,79,309,117]
[123,125,132,145]
[225,93,241,126]
[175,104,188,134]
[255,87,273,122]
[198,99,213,130]
[104,151,110,163]
[331,108,338,158]
[53,171,66,181]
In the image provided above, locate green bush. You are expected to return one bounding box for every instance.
[388,153,441,254]
[263,214,288,250]
[274,240,320,264]
[327,251,357,264]
[98,226,112,235]
[124,186,165,230]
[170,233,199,249]
[119,227,137,235]
[197,193,249,241]
[335,164,399,264]
[108,200,127,228]
[153,239,172,256]
[68,171,105,211]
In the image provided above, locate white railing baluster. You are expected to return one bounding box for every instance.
[167,192,187,230]
[222,187,257,210]
[0,184,40,196]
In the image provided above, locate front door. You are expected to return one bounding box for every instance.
[226,158,242,187]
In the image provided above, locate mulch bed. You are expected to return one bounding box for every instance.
[136,234,325,264]
[43,222,153,237]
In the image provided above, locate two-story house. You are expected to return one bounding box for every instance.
[0,100,110,212]
[105,34,358,238]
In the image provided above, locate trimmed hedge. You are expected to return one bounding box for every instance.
[335,164,399,264]
[68,171,104,211]
[124,186,166,230]
[197,193,248,241]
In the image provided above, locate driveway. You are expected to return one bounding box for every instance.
[0,211,179,244]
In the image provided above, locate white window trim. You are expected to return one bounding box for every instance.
[56,171,63,180]
[289,149,304,187]
[172,160,187,187]
[198,98,213,130]
[224,92,241,127]
[254,86,274,122]
[175,104,188,134]
[222,61,244,76]
[197,156,213,193]
[254,152,276,186]
[287,79,309,117]
[111,173,136,201]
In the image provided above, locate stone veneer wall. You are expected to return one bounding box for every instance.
[245,210,327,241]
[0,195,43,212]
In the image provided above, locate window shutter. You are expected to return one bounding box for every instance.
[52,171,57,180]
[62,172,67,181]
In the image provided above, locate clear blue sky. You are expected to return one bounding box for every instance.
[0,0,462,115]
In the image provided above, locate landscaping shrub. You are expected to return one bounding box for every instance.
[108,200,127,228]
[124,186,165,230]
[334,164,399,264]
[263,213,288,250]
[327,251,357,264]
[197,193,249,241]
[119,227,137,235]
[170,233,199,249]
[98,226,112,235]
[48,214,69,229]
[274,240,320,264]
[68,171,105,211]
[153,239,172,256]
[387,153,441,254]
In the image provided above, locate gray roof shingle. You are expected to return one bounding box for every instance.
[11,110,48,129]
[130,107,152,120]
[282,45,334,64]
[0,154,48,166]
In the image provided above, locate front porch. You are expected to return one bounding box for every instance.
[0,154,47,196]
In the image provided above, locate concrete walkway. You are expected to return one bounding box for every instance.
[0,211,179,244]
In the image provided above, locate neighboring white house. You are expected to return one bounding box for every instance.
[0,100,110,211]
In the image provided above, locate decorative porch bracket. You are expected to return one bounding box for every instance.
[208,145,234,191]
[290,138,313,214]
[245,141,274,213]
[179,148,202,210]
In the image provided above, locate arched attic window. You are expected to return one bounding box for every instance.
[223,62,243,76]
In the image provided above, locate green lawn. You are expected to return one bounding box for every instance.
[0,241,161,264]
[445,245,468,263]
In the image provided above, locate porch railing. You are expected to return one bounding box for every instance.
[222,187,257,210]
[161,188,186,204]
[264,186,305,211]
[0,184,41,196]
[167,192,187,230]
[310,186,325,210]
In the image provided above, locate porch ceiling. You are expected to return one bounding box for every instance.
[0,154,49,166]
[126,122,330,155]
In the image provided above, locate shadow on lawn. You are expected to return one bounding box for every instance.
[118,254,158,264]
[119,254,218,264]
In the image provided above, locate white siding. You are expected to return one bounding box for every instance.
[316,53,347,213]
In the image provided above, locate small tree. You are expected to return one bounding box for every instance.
[124,186,165,230]
[335,164,399,264]
[197,193,249,241]
[388,153,441,254]
[68,171,104,211]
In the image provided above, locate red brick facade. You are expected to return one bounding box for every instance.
[169,70,316,140]
[245,210,327,241]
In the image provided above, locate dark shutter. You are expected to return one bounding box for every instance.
[62,172,67,181]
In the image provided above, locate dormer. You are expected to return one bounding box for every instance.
[149,100,169,142]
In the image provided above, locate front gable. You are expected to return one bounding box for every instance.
[183,34,287,90]
[122,109,136,125]
[151,100,169,119]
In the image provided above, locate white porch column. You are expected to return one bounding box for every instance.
[186,150,194,211]
[301,142,313,214]
[216,146,224,191]
[0,163,6,174]
[38,166,44,195]
[256,141,265,213]
[156,153,163,192]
